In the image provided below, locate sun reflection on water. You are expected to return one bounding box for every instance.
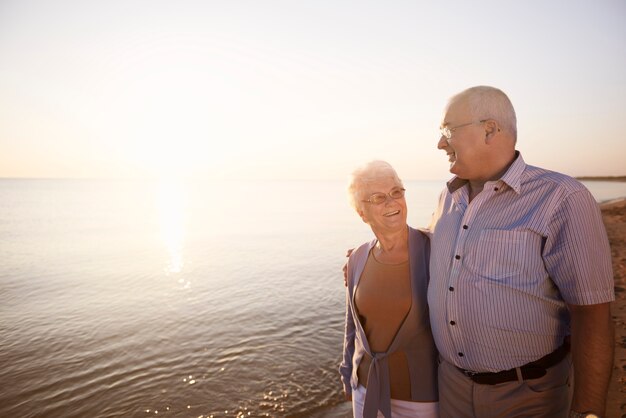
[157,179,186,276]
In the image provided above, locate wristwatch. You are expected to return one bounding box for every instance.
[569,412,600,418]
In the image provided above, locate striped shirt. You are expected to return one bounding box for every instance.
[427,152,615,372]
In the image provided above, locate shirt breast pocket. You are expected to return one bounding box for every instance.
[466,229,543,281]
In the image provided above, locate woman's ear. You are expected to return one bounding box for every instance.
[358,209,368,224]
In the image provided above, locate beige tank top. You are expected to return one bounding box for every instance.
[354,250,412,401]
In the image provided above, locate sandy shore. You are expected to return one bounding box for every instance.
[603,198,626,418]
[322,198,626,417]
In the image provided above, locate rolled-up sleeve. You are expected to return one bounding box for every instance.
[544,189,615,305]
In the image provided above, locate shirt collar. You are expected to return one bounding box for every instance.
[446,151,525,194]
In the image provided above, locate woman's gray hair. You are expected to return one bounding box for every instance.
[348,160,404,212]
[452,86,517,142]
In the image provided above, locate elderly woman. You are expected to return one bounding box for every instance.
[340,161,438,418]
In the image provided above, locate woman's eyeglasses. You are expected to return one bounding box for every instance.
[361,188,405,205]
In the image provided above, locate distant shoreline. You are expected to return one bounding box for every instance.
[577,176,626,182]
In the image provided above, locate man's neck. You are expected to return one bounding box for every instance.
[467,151,517,202]
[468,181,485,202]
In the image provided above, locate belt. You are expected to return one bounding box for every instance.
[456,341,570,385]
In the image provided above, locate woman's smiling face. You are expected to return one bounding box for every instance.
[358,177,407,233]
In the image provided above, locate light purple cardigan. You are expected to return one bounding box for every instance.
[339,226,438,418]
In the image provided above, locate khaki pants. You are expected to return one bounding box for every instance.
[438,356,572,418]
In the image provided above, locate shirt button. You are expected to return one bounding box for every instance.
[449,286,454,291]
[494,187,499,191]
[462,225,468,230]
[455,255,461,260]
[458,352,464,357]
[450,320,456,325]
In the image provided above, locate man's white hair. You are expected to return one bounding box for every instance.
[451,86,517,142]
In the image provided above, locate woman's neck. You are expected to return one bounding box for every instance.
[373,226,409,264]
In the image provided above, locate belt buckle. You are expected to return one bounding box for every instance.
[462,369,479,378]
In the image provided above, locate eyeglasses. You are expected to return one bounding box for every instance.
[440,120,487,139]
[361,188,405,205]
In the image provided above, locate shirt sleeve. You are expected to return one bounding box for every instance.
[339,258,356,395]
[543,189,615,305]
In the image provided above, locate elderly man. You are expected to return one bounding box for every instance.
[429,86,615,417]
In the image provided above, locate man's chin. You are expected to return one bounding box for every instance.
[449,165,469,180]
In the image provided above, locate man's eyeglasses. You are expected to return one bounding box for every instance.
[440,120,487,139]
[361,188,406,205]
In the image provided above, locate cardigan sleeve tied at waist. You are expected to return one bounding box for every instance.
[363,352,391,418]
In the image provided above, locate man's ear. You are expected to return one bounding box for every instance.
[484,119,500,143]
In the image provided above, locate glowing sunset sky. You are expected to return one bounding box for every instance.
[1,0,624,180]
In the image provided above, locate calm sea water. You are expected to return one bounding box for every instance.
[1,179,624,418]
